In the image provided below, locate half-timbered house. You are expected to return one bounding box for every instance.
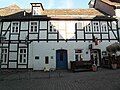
[0,0,120,70]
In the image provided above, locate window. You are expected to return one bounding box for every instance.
[45,56,49,64]
[30,21,38,33]
[93,22,100,32]
[11,22,19,33]
[18,48,27,64]
[75,49,83,61]
[33,7,40,15]
[1,48,8,64]
[85,23,92,32]
[101,22,108,32]
[35,56,39,60]
[49,22,57,33]
[85,22,92,32]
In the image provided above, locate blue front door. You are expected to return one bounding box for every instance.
[56,50,68,69]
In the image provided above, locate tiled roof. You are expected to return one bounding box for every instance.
[0,4,106,18]
[102,0,120,6]
[43,8,105,16]
[0,4,31,16]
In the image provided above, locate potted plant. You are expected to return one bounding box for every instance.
[92,64,97,72]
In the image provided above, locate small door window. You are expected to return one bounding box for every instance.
[45,56,49,64]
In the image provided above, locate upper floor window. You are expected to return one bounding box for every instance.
[101,24,107,32]
[93,22,100,32]
[1,48,8,64]
[85,23,92,32]
[33,7,41,15]
[49,22,57,33]
[18,48,27,64]
[101,22,108,32]
[11,22,19,33]
[84,21,92,32]
[30,21,38,33]
[31,3,43,16]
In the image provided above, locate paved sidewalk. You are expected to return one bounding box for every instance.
[0,68,120,90]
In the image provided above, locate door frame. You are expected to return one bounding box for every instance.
[90,49,101,66]
[56,49,68,70]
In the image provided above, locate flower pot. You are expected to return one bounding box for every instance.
[92,65,97,72]
[111,64,117,70]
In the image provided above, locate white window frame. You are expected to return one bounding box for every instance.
[84,21,92,32]
[93,21,100,32]
[33,7,41,15]
[75,49,83,61]
[11,21,19,33]
[100,22,108,32]
[18,48,27,64]
[49,22,57,33]
[29,21,38,33]
[1,48,8,64]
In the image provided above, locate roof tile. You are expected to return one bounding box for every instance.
[102,0,120,6]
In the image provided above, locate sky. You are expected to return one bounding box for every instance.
[0,0,90,9]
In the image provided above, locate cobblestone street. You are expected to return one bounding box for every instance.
[0,68,120,90]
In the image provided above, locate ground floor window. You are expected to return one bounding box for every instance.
[18,48,27,64]
[45,56,49,64]
[75,49,83,61]
[1,48,8,64]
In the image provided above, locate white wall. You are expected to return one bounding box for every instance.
[31,41,92,70]
[115,9,120,17]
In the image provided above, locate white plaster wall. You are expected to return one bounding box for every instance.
[3,22,10,30]
[21,22,28,30]
[40,21,47,29]
[10,44,17,51]
[115,9,120,17]
[30,40,117,70]
[20,31,28,40]
[31,41,91,70]
[9,52,17,60]
[28,42,34,69]
[9,62,17,68]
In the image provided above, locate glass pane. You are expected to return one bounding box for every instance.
[20,55,22,63]
[35,26,37,31]
[24,59,26,63]
[12,27,15,32]
[24,49,26,53]
[4,54,7,63]
[45,56,49,64]
[75,55,78,61]
[5,49,7,53]
[20,49,23,53]
[24,54,26,57]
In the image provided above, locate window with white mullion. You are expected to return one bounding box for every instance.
[75,49,83,61]
[85,23,92,32]
[49,22,57,33]
[93,22,100,32]
[100,22,108,32]
[30,21,38,33]
[19,48,27,64]
[11,22,19,33]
